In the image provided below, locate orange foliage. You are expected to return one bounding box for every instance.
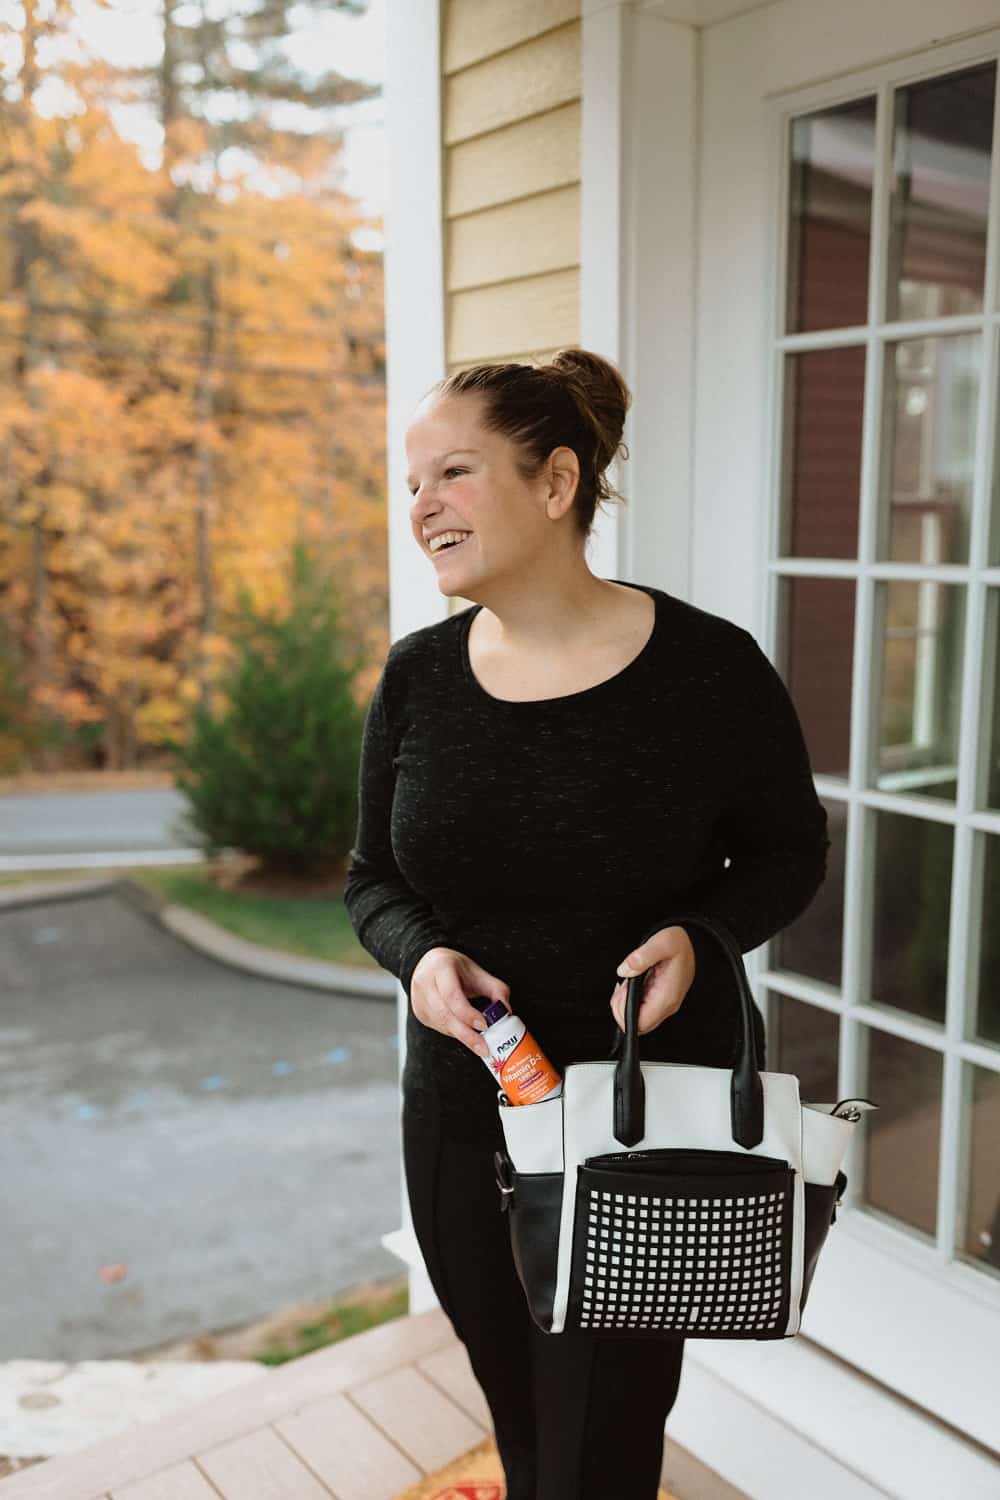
[0,3,389,769]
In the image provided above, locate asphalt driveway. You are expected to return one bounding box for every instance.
[0,888,403,1360]
[0,788,193,857]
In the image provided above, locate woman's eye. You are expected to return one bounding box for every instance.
[409,466,466,496]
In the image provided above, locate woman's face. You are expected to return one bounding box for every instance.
[405,393,578,599]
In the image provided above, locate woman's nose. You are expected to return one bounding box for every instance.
[410,490,440,525]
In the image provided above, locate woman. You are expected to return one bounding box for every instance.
[343,349,830,1499]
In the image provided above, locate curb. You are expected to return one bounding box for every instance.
[0,877,122,911]
[0,876,397,1002]
[0,1358,269,1463]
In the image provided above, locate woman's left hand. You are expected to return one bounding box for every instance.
[610,925,696,1034]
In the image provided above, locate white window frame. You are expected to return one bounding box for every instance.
[757,27,1000,1449]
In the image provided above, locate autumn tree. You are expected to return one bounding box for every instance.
[0,0,390,770]
[121,0,382,712]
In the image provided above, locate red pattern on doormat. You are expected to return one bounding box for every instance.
[427,1487,502,1500]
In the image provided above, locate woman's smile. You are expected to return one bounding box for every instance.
[432,533,473,559]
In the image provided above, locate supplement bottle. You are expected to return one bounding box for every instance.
[474,998,563,1105]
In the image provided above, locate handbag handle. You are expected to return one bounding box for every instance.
[612,913,765,1151]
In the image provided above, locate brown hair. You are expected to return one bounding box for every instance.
[428,348,632,541]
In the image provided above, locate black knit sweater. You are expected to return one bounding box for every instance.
[343,580,830,1143]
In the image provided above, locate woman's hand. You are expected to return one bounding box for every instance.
[410,947,510,1059]
[610,925,696,1035]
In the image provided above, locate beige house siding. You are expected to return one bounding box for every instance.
[439,2,582,614]
[441,0,581,374]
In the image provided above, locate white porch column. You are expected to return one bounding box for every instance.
[379,0,448,1314]
[581,0,699,601]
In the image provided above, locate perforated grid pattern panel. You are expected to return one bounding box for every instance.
[565,1163,795,1338]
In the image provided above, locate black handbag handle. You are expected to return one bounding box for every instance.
[612,913,765,1151]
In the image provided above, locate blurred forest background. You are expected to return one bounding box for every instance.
[1,0,388,775]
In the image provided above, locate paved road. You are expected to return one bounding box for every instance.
[0,889,404,1361]
[0,789,192,856]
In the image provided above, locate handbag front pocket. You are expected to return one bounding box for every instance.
[566,1152,795,1340]
[586,1147,790,1181]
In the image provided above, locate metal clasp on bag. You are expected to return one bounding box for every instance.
[831,1097,878,1122]
[494,1150,514,1212]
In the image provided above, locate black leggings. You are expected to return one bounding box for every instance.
[401,1087,685,1500]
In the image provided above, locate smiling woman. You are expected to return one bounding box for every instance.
[345,348,830,1500]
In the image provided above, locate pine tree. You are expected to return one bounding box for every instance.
[172,540,366,874]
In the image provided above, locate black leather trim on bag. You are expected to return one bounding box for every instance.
[801,1169,849,1311]
[494,1149,563,1332]
[612,912,765,1149]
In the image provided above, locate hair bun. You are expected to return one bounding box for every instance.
[546,349,630,484]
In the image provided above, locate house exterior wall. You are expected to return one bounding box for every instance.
[439,0,584,616]
[441,0,581,376]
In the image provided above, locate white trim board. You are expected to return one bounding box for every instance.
[383,0,448,1314]
[580,0,698,599]
[384,0,449,648]
[381,1226,439,1315]
[671,1338,1000,1500]
[798,1205,1000,1453]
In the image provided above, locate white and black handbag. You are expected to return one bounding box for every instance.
[492,912,876,1341]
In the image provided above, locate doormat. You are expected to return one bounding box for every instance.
[392,1434,675,1500]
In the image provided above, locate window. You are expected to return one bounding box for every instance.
[761,46,1000,1445]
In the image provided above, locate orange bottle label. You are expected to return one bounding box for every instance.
[496,1030,562,1105]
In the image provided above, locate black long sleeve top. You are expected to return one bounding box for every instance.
[343,580,830,1144]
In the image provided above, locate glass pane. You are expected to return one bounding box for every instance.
[974,832,1000,1047]
[779,346,865,559]
[986,589,1000,812]
[862,1026,941,1238]
[771,993,839,1100]
[880,335,981,566]
[786,96,877,334]
[887,62,996,323]
[960,1064,1000,1280]
[776,575,854,779]
[870,810,952,1026]
[873,579,965,800]
[772,796,844,990]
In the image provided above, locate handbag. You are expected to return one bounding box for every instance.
[492,912,877,1341]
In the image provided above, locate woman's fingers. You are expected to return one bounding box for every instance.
[612,928,696,1033]
[442,984,491,1056]
[410,951,509,1060]
[611,971,686,1033]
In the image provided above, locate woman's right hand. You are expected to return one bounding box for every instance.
[409,947,510,1059]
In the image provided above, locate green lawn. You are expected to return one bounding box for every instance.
[0,863,381,968]
[254,1279,410,1367]
[139,866,380,966]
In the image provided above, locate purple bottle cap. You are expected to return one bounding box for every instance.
[480,999,510,1028]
